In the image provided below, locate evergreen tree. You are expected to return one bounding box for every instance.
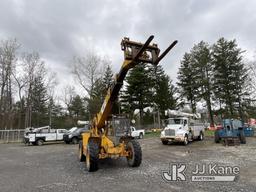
[190,41,214,126]
[69,95,86,124]
[153,65,177,117]
[212,38,248,120]
[30,75,48,127]
[177,53,200,113]
[121,63,153,121]
[102,64,113,93]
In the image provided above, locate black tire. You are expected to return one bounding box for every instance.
[184,135,189,146]
[162,140,168,145]
[72,137,79,144]
[78,141,86,162]
[86,140,99,172]
[36,139,44,146]
[65,141,70,144]
[239,130,246,144]
[126,140,142,167]
[139,133,143,139]
[214,131,220,143]
[32,142,37,146]
[198,131,204,141]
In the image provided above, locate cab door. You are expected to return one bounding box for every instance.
[56,129,67,140]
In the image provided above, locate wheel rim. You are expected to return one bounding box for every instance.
[184,137,188,144]
[200,134,203,140]
[127,144,134,162]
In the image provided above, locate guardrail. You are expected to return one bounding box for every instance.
[0,129,25,143]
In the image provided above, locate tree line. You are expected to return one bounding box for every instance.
[177,37,256,126]
[0,37,255,129]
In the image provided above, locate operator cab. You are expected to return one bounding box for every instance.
[107,115,131,145]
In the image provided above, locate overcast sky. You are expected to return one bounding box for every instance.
[0,0,256,95]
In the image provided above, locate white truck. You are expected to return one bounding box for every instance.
[160,117,205,145]
[24,126,67,146]
[130,126,145,139]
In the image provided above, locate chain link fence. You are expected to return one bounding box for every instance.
[0,129,25,143]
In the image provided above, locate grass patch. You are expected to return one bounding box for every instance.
[144,131,161,138]
[204,129,215,137]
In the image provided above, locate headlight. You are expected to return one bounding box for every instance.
[161,131,165,137]
[176,133,183,137]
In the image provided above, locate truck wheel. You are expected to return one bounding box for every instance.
[72,137,79,144]
[126,140,142,167]
[36,139,44,146]
[65,141,70,144]
[86,140,99,172]
[184,135,189,145]
[162,140,168,145]
[78,141,86,162]
[239,130,246,144]
[214,131,220,143]
[139,133,143,139]
[198,131,204,141]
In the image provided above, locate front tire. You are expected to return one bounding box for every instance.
[162,140,168,145]
[126,140,142,167]
[86,140,99,172]
[214,131,220,143]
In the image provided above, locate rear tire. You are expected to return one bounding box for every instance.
[198,131,204,141]
[214,131,220,143]
[36,139,44,146]
[86,140,99,172]
[72,137,79,144]
[78,141,86,162]
[162,140,168,145]
[126,140,142,167]
[183,135,189,145]
[239,130,246,144]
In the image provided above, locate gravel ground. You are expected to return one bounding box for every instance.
[0,137,256,192]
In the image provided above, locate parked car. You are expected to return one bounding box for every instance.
[24,126,67,146]
[63,125,89,144]
[130,126,145,139]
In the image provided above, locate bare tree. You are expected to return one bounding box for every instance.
[20,52,46,128]
[248,61,256,94]
[0,39,20,129]
[62,85,76,116]
[72,52,102,97]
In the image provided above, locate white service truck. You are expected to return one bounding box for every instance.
[24,126,67,145]
[160,117,205,145]
[130,126,145,139]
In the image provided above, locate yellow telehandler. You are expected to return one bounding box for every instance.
[79,35,177,171]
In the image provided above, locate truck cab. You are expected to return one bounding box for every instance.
[130,126,145,139]
[160,117,204,145]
